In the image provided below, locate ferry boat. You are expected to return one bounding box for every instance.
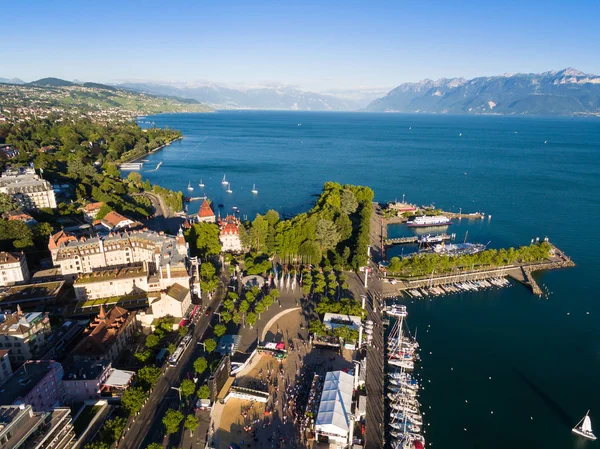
[429,242,486,256]
[385,304,408,318]
[407,215,452,228]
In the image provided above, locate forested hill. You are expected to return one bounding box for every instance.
[0,78,213,122]
[366,68,600,116]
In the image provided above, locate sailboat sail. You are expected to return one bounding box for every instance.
[583,416,593,433]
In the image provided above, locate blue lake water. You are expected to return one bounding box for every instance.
[136,111,600,449]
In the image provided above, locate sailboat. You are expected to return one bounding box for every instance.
[251,183,258,194]
[221,174,228,185]
[199,179,205,188]
[187,181,194,191]
[226,183,232,194]
[572,411,597,440]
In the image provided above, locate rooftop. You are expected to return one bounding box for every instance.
[101,210,133,229]
[74,264,146,284]
[165,283,189,302]
[0,252,23,265]
[0,311,48,335]
[63,358,109,381]
[198,199,215,218]
[0,281,64,306]
[0,361,60,407]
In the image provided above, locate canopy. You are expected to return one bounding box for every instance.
[103,369,135,387]
[315,371,354,438]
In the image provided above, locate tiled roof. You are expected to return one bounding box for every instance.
[83,202,104,212]
[0,252,22,265]
[71,306,136,357]
[198,200,215,218]
[101,211,131,228]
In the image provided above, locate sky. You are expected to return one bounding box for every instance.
[2,0,600,91]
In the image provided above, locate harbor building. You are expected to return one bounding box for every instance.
[0,167,57,209]
[197,199,216,223]
[0,310,51,367]
[0,360,65,412]
[0,405,75,449]
[0,252,30,287]
[219,215,242,253]
[70,306,137,363]
[49,228,188,277]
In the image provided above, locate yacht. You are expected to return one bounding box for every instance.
[226,183,232,194]
[221,174,228,185]
[187,181,194,191]
[251,183,258,194]
[199,179,205,188]
[572,411,597,440]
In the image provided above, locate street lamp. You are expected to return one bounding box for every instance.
[171,386,181,401]
[213,312,221,323]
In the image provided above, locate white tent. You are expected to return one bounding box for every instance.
[315,371,354,443]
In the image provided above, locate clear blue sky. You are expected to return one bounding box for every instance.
[3,0,599,90]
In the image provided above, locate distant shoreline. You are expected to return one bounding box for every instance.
[125,136,182,164]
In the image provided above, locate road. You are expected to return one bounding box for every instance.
[119,275,228,449]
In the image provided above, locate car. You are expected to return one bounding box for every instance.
[205,306,212,316]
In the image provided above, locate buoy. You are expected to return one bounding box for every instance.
[491,411,494,414]
[465,400,468,403]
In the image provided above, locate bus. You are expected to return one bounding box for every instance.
[168,334,193,367]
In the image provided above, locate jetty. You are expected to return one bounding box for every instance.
[385,233,452,246]
[381,243,575,297]
[184,195,207,202]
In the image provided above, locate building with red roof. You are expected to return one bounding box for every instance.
[197,199,216,223]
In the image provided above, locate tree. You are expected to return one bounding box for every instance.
[0,193,18,213]
[104,416,126,442]
[223,299,235,312]
[167,343,177,354]
[334,213,353,241]
[220,311,232,323]
[194,357,208,374]
[213,324,227,338]
[340,189,358,214]
[249,214,269,253]
[315,219,340,251]
[238,300,249,314]
[308,319,327,337]
[95,203,113,220]
[121,387,147,415]
[85,442,108,449]
[127,171,143,184]
[145,333,160,349]
[184,414,199,435]
[204,338,217,354]
[180,379,196,398]
[232,313,242,325]
[189,223,221,258]
[246,312,257,328]
[178,326,188,337]
[147,443,162,449]
[134,349,152,363]
[254,301,265,317]
[197,384,210,399]
[162,409,184,434]
[137,366,161,390]
[264,209,280,226]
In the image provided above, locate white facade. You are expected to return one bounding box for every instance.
[50,229,188,277]
[74,266,150,300]
[150,283,191,319]
[0,167,57,209]
[0,252,30,287]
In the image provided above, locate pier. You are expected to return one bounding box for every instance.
[381,244,575,297]
[384,233,452,246]
[119,162,143,170]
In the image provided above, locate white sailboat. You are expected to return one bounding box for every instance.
[187,181,194,191]
[226,183,232,194]
[199,179,205,188]
[221,174,228,185]
[572,411,597,440]
[251,183,258,194]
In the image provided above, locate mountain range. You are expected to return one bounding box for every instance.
[2,68,599,115]
[116,82,377,111]
[365,68,600,116]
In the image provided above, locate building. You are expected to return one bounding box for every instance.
[218,215,242,253]
[2,210,37,225]
[0,405,75,449]
[48,229,188,278]
[387,201,418,215]
[0,167,57,209]
[70,306,137,363]
[73,265,149,301]
[99,211,138,231]
[62,359,111,403]
[0,145,19,160]
[0,350,12,386]
[323,313,362,332]
[314,370,354,446]
[80,202,104,222]
[0,282,65,309]
[150,283,192,321]
[0,252,30,287]
[197,199,215,223]
[0,361,65,412]
[0,310,51,367]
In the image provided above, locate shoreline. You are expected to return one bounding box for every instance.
[122,136,183,164]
